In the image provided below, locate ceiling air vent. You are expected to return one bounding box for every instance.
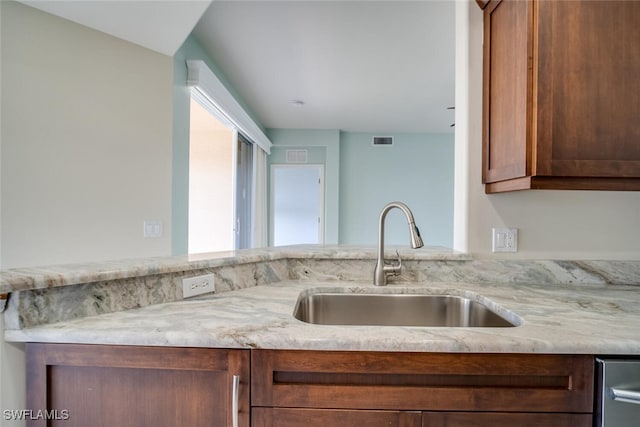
[373,136,393,146]
[286,149,308,163]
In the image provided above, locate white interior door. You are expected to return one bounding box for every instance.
[271,165,324,246]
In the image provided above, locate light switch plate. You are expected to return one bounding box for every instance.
[492,228,518,252]
[182,274,216,298]
[143,220,163,238]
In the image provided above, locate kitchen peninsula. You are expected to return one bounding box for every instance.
[3,245,640,353]
[3,246,640,427]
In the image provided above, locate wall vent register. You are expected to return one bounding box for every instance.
[285,150,308,163]
[373,136,393,146]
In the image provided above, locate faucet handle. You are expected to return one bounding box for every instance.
[381,250,402,277]
[390,250,402,276]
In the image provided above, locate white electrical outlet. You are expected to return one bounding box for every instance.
[182,274,216,298]
[492,228,518,252]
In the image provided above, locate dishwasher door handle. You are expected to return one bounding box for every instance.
[609,387,640,405]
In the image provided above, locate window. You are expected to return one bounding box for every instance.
[186,60,271,252]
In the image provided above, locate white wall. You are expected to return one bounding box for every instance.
[1,1,173,269]
[456,1,640,260]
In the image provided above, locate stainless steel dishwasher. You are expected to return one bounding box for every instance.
[596,358,640,426]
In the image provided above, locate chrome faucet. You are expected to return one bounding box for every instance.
[373,202,424,286]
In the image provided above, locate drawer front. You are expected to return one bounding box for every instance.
[422,412,592,427]
[251,350,594,413]
[253,408,421,427]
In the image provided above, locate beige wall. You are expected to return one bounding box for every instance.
[1,3,174,422]
[1,1,173,269]
[456,1,640,260]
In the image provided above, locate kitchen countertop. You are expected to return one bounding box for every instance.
[6,279,640,355]
[0,245,469,293]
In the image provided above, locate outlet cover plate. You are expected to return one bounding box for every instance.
[182,274,216,298]
[492,228,518,252]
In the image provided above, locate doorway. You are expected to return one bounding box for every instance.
[270,165,324,246]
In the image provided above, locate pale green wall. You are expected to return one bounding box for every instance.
[172,38,193,255]
[340,132,454,247]
[266,130,454,247]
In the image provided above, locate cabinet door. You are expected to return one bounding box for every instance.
[253,408,421,427]
[422,412,592,427]
[536,0,640,179]
[26,343,250,427]
[482,0,534,185]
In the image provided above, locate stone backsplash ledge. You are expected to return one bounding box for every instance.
[3,246,640,330]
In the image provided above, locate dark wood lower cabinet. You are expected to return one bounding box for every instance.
[26,343,249,427]
[251,350,594,427]
[26,345,594,427]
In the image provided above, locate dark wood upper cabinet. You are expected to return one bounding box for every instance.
[482,0,640,193]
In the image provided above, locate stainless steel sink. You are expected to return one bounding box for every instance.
[293,289,519,327]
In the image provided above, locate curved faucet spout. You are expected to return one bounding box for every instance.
[373,202,424,286]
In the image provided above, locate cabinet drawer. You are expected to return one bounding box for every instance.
[251,350,593,413]
[252,408,591,427]
[253,408,421,427]
[422,412,592,427]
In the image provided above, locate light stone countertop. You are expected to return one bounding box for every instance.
[6,279,640,355]
[0,245,468,293]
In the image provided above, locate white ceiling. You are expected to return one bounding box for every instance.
[193,1,455,134]
[19,0,455,134]
[19,0,212,56]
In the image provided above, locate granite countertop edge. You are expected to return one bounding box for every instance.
[6,280,640,356]
[0,245,469,293]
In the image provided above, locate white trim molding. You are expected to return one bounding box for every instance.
[186,59,272,154]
